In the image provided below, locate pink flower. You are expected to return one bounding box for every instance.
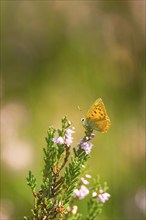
[73,185,89,200]
[52,128,75,147]
[65,136,73,147]
[65,128,75,147]
[65,128,75,135]
[80,141,93,154]
[52,137,64,145]
[81,177,89,185]
[73,189,80,198]
[92,188,111,203]
[79,185,89,199]
[98,193,109,203]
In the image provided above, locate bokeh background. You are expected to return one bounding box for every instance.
[1,1,145,219]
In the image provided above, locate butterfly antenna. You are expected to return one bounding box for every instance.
[77,106,85,118]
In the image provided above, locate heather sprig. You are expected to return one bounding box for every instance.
[24,116,110,220]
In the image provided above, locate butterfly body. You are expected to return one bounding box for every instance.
[82,98,111,133]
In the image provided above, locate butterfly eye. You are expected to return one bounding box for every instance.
[81,118,85,122]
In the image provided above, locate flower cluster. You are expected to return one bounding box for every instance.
[52,128,75,147]
[92,188,111,203]
[80,141,93,154]
[65,128,75,146]
[73,174,91,200]
[78,133,95,154]
[24,116,111,220]
[73,185,89,200]
[67,205,78,215]
[73,175,111,204]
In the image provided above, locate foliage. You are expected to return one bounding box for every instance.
[24,117,110,220]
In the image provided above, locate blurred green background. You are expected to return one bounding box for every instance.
[1,1,145,219]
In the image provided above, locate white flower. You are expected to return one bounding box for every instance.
[81,164,85,168]
[81,177,89,185]
[72,205,78,214]
[68,121,72,125]
[85,174,92,179]
[66,205,78,215]
[92,192,97,197]
[66,206,71,212]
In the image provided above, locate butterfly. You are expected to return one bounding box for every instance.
[81,98,111,133]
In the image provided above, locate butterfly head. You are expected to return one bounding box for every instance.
[81,117,93,131]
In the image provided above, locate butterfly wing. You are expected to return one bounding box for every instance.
[85,98,111,132]
[87,118,111,132]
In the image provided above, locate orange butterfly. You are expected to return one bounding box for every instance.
[82,98,111,133]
